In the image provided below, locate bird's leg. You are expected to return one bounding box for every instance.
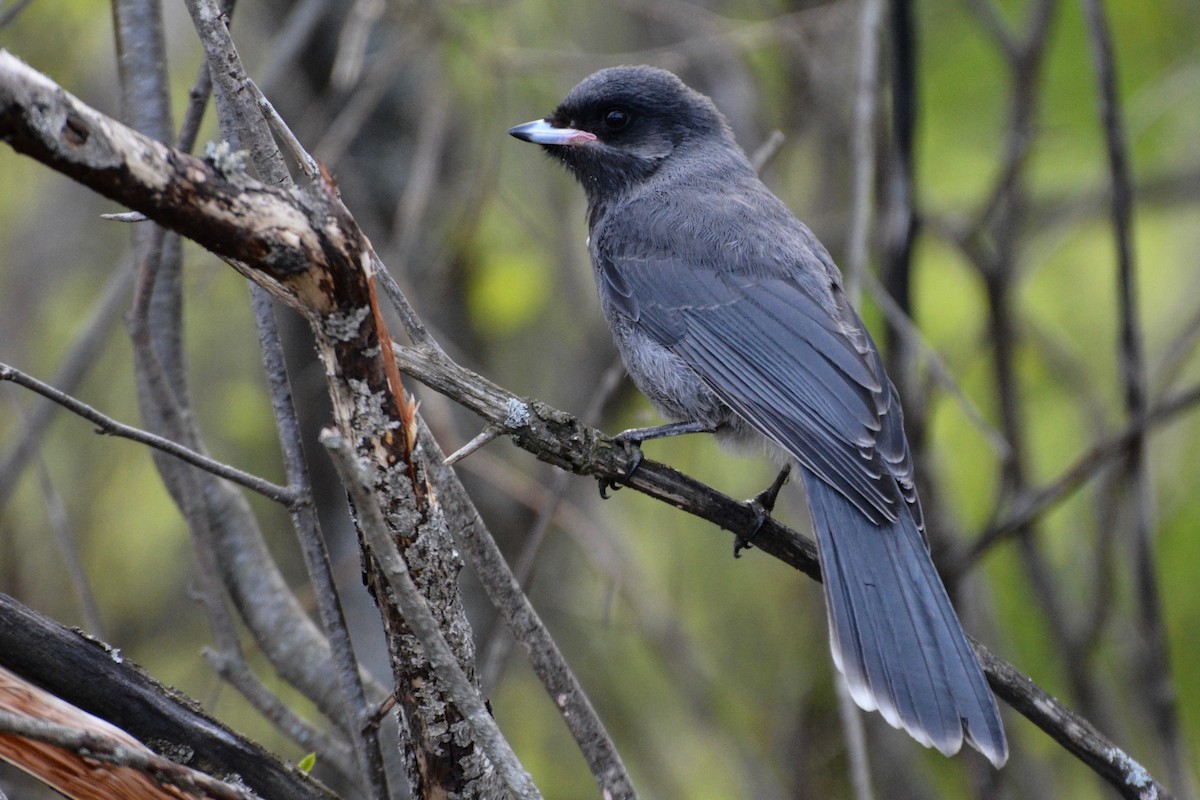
[599,420,716,498]
[614,419,717,443]
[734,464,792,557]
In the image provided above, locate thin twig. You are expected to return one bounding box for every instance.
[0,259,135,511]
[257,0,328,94]
[388,72,453,274]
[960,0,1019,63]
[444,425,503,466]
[375,255,444,353]
[863,271,1011,459]
[101,210,150,222]
[34,457,105,637]
[748,129,785,174]
[314,43,411,168]
[835,673,874,800]
[0,0,34,28]
[331,0,383,90]
[0,363,299,506]
[962,381,1200,568]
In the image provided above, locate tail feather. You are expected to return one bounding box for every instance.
[803,469,1008,767]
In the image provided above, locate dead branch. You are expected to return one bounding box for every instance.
[0,595,336,800]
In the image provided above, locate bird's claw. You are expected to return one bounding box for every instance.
[599,441,644,499]
[733,465,792,558]
[733,502,768,558]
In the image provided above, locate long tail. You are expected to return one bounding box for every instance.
[802,468,1008,767]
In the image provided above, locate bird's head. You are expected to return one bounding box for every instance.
[509,66,732,203]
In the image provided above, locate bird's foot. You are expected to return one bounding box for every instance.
[598,420,713,499]
[599,439,644,499]
[733,465,792,558]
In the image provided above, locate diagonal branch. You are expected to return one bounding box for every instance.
[0,362,298,506]
[0,595,338,800]
[961,381,1200,567]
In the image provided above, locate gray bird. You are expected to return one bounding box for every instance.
[509,65,1007,767]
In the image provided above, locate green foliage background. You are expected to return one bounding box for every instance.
[2,0,1199,797]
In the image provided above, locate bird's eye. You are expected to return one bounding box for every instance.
[603,108,630,131]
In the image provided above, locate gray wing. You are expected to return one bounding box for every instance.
[597,237,919,529]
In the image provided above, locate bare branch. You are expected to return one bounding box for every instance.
[248,284,387,795]
[0,701,253,800]
[392,342,821,578]
[100,210,149,222]
[1080,0,1191,790]
[444,425,503,466]
[413,407,639,797]
[243,76,319,178]
[961,381,1200,567]
[978,644,1173,800]
[0,362,298,506]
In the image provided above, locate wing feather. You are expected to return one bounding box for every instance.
[602,250,903,524]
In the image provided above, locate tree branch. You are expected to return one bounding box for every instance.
[0,362,298,506]
[0,595,337,800]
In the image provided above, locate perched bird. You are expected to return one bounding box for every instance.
[509,65,1007,767]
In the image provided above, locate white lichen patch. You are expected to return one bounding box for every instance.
[1106,747,1157,799]
[505,398,530,429]
[324,305,371,342]
[203,140,248,176]
[348,378,401,439]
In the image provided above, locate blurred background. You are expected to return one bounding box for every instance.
[2,0,1199,797]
